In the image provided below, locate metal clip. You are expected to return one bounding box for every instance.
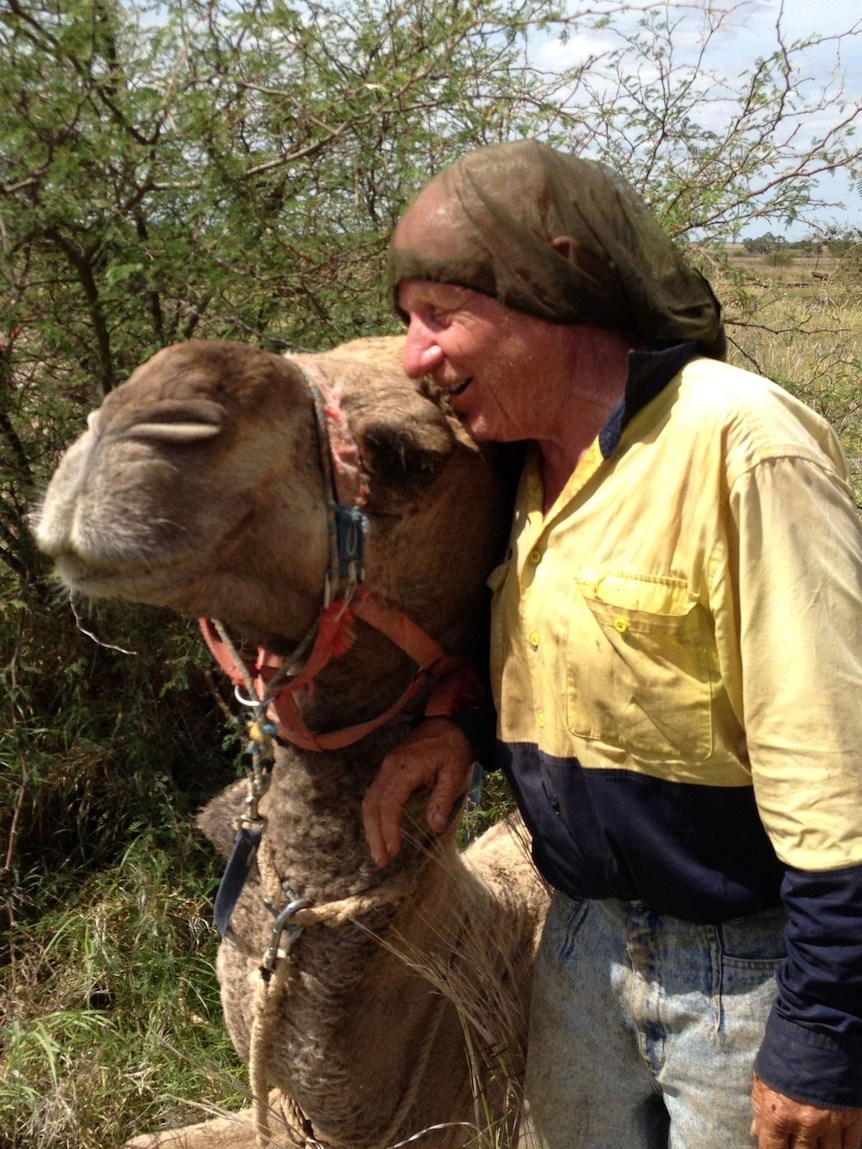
[262,897,312,971]
[333,503,367,579]
[234,683,265,708]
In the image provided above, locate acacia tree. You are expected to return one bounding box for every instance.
[2,1,861,1142]
[556,4,862,238]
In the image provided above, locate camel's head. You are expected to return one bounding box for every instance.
[34,340,330,644]
[34,337,503,652]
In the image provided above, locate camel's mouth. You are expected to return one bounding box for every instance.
[52,550,206,604]
[49,500,258,605]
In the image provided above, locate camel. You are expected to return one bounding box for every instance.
[34,335,549,1149]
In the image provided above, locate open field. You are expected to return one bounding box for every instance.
[718,249,862,504]
[724,244,842,286]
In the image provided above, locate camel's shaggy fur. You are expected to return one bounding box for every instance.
[35,336,549,1149]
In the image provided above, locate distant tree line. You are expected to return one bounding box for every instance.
[742,229,862,256]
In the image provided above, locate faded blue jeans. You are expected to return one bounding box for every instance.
[518,891,786,1148]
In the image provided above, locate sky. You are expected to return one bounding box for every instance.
[531,0,862,238]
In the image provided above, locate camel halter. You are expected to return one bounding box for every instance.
[202,363,480,937]
[199,362,479,752]
[201,361,480,939]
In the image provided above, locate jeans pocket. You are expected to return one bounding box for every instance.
[711,908,785,1050]
[717,905,787,969]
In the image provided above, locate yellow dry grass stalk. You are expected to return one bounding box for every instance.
[714,262,862,506]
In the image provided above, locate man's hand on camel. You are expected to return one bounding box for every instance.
[362,717,473,867]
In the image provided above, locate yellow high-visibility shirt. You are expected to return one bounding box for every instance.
[490,347,862,1103]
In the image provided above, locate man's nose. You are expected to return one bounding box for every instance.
[402,317,444,379]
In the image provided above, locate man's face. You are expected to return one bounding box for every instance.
[397,279,562,443]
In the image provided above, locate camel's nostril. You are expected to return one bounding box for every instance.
[100,395,226,442]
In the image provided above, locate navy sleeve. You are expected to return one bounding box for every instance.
[754,863,862,1107]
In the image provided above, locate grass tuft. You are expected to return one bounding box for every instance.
[1,830,246,1148]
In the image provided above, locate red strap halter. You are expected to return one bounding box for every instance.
[199,362,481,751]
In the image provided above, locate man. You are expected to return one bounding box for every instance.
[361,139,862,1148]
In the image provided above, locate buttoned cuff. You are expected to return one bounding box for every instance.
[755,1008,862,1108]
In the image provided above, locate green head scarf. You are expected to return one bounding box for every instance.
[389,139,726,360]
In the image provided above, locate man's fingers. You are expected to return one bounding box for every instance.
[362,761,423,866]
[755,1123,788,1149]
[751,1078,862,1149]
[427,758,473,831]
[362,747,440,865]
[361,789,396,868]
[844,1116,862,1149]
[362,719,473,867]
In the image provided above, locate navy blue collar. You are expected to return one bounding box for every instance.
[599,341,698,459]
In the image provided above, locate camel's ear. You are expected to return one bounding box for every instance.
[354,396,455,491]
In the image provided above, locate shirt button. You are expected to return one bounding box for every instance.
[529,631,539,648]
[529,549,542,565]
[613,617,629,633]
[537,712,545,728]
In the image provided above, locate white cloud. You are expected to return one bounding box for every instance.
[526,0,862,236]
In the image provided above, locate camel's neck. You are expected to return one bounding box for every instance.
[203,733,491,1147]
[263,728,424,897]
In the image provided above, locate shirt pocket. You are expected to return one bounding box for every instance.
[566,573,716,761]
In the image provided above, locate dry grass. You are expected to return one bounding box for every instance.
[715,251,862,504]
[0,831,247,1148]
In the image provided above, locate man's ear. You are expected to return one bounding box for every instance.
[550,234,576,259]
[550,233,609,285]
